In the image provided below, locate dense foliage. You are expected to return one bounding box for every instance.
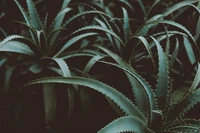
[1,0,200,133]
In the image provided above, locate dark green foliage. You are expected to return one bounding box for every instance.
[1,0,200,133]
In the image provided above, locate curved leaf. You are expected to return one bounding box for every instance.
[122,7,130,43]
[61,0,71,10]
[83,55,105,75]
[169,88,200,119]
[14,0,31,26]
[72,25,124,45]
[53,32,99,57]
[97,60,157,125]
[128,36,156,71]
[151,37,169,110]
[0,35,25,47]
[63,10,111,27]
[169,38,179,71]
[137,20,196,46]
[183,36,196,65]
[24,76,146,122]
[43,83,56,130]
[26,0,42,30]
[50,8,72,45]
[0,41,35,56]
[164,118,200,130]
[14,0,36,42]
[162,0,198,17]
[98,116,154,133]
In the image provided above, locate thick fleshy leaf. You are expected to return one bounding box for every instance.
[169,38,179,71]
[162,0,198,17]
[0,41,35,56]
[0,35,24,47]
[14,0,36,42]
[26,0,42,30]
[98,116,154,133]
[14,0,31,26]
[53,32,99,57]
[50,8,72,45]
[4,66,17,94]
[43,83,56,130]
[45,58,75,124]
[51,58,71,77]
[0,35,38,53]
[183,36,196,65]
[163,118,200,130]
[169,86,200,119]
[61,0,71,10]
[93,46,158,124]
[83,55,105,75]
[24,76,147,122]
[127,36,156,70]
[163,125,199,133]
[97,60,157,125]
[122,8,130,43]
[195,1,200,40]
[71,26,124,45]
[136,20,196,46]
[63,10,111,27]
[171,63,200,105]
[151,37,169,110]
[94,18,114,48]
[61,53,94,59]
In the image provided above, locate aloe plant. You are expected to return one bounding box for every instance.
[24,41,200,132]
[0,0,104,132]
[1,0,200,132]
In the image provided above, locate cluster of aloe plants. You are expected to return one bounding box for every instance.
[1,0,200,132]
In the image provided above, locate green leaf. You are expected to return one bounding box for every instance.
[169,38,179,71]
[43,83,56,130]
[51,58,71,77]
[0,35,25,47]
[183,36,196,65]
[63,10,111,27]
[0,41,35,56]
[122,8,130,43]
[147,0,160,18]
[53,32,99,57]
[50,8,72,45]
[61,53,94,60]
[164,118,200,130]
[0,35,39,54]
[163,125,199,133]
[97,60,157,125]
[14,0,36,42]
[162,0,198,17]
[26,0,42,30]
[128,36,156,71]
[151,37,169,110]
[195,0,200,40]
[61,0,71,10]
[169,65,200,118]
[0,27,7,37]
[48,58,75,125]
[83,55,105,75]
[24,76,146,122]
[137,20,196,46]
[98,116,154,133]
[4,66,17,94]
[72,25,124,45]
[164,28,170,59]
[94,18,114,48]
[14,0,31,26]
